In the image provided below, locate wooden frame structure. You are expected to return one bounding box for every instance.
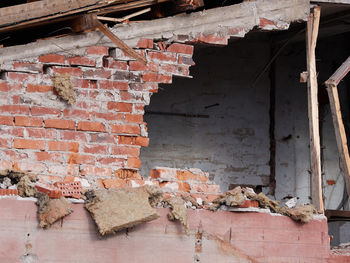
[325,57,350,198]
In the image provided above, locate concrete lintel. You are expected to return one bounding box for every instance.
[0,0,309,63]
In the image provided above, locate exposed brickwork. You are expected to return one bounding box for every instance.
[0,39,197,191]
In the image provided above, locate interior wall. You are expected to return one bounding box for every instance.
[274,32,350,208]
[141,36,271,191]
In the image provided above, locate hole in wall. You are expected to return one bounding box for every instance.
[140,36,272,191]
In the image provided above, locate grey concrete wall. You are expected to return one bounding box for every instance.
[141,37,271,191]
[274,33,350,208]
[141,31,350,209]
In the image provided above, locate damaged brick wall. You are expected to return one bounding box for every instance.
[0,37,230,194]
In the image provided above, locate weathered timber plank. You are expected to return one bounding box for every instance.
[325,57,350,199]
[306,6,324,213]
[94,17,147,64]
[0,0,114,27]
[326,56,350,86]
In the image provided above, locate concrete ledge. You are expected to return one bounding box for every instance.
[0,198,332,262]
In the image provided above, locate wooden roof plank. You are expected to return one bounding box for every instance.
[0,0,118,28]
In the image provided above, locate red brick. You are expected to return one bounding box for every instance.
[107,102,133,112]
[129,61,147,71]
[160,64,189,76]
[0,116,13,125]
[83,144,108,154]
[0,127,24,137]
[0,105,29,115]
[114,169,142,179]
[119,91,132,101]
[97,157,125,165]
[89,133,115,143]
[102,179,127,189]
[14,139,45,150]
[48,141,79,152]
[54,181,82,199]
[148,52,176,62]
[125,114,143,123]
[68,153,95,165]
[39,54,66,64]
[118,136,149,147]
[0,138,11,148]
[104,59,128,70]
[45,119,75,130]
[137,38,154,49]
[237,200,259,208]
[31,107,61,117]
[6,72,37,82]
[80,166,112,177]
[63,109,90,119]
[111,146,140,157]
[13,61,43,73]
[176,170,208,182]
[127,157,141,168]
[26,84,53,93]
[167,43,194,55]
[0,81,22,92]
[111,124,140,135]
[51,67,82,77]
[15,116,43,127]
[197,34,228,45]
[0,189,19,196]
[27,128,56,139]
[86,46,109,56]
[67,56,96,66]
[35,183,63,199]
[98,80,128,90]
[82,68,111,79]
[142,72,172,83]
[35,152,63,162]
[77,121,106,132]
[94,112,124,121]
[60,130,87,142]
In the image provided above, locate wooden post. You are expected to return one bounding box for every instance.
[306,7,323,212]
[325,57,350,198]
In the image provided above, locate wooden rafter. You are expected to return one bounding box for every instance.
[306,6,324,213]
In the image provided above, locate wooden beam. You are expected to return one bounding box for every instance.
[0,0,167,34]
[326,56,350,86]
[311,0,350,4]
[0,0,113,27]
[93,16,147,64]
[325,57,350,198]
[306,6,324,213]
[97,7,151,23]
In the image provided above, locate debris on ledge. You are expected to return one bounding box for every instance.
[84,186,160,235]
[36,193,73,228]
[166,197,189,234]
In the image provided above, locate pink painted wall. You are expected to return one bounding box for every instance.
[0,198,345,263]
